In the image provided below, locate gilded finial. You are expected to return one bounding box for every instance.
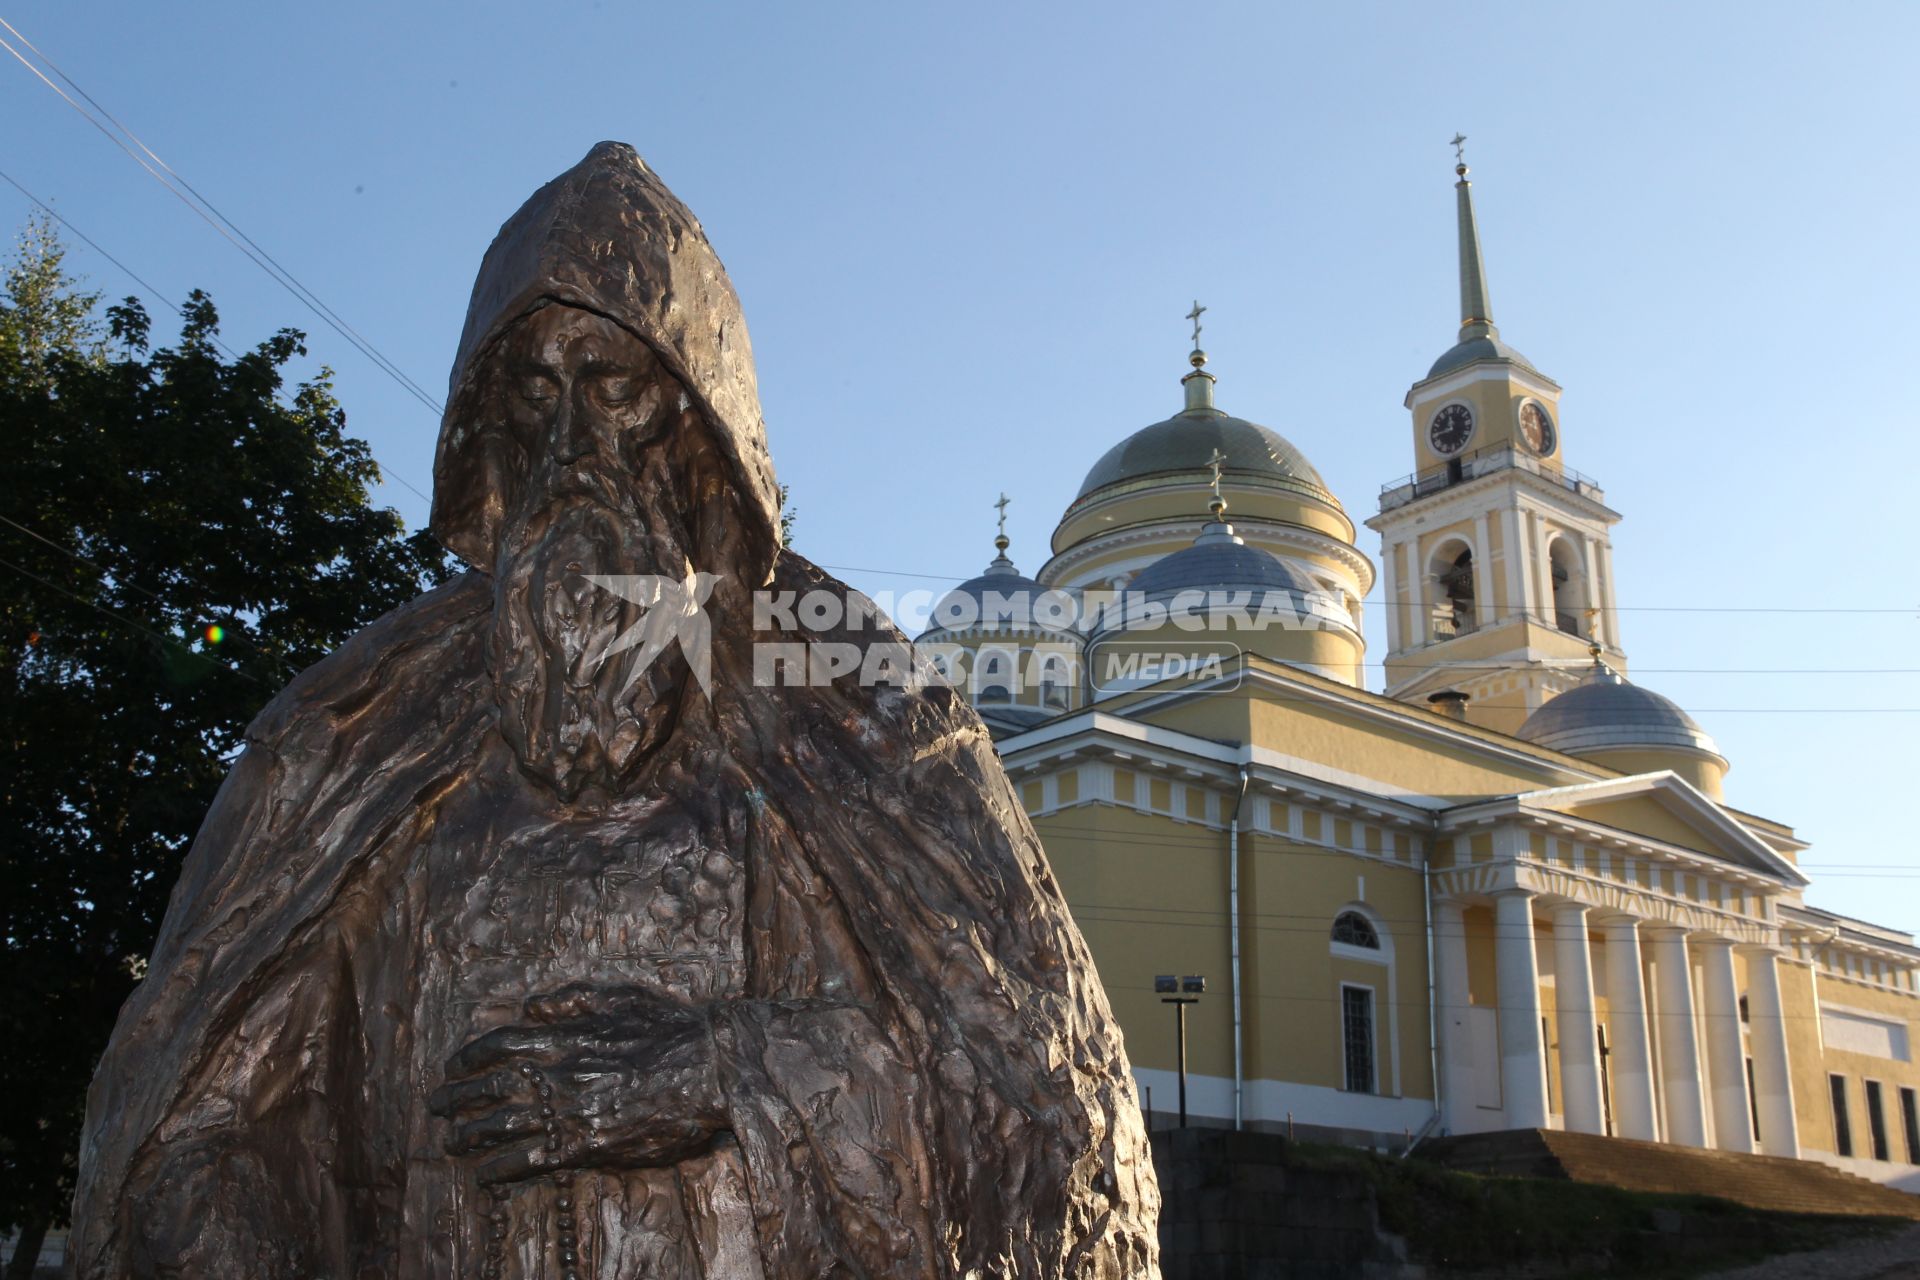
[1450,131,1468,177]
[1205,447,1228,519]
[993,492,1011,554]
[1586,608,1603,662]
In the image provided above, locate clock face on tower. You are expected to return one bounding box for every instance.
[1428,403,1474,456]
[1518,400,1557,455]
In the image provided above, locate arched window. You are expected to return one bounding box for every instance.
[1332,911,1380,949]
[1428,541,1476,638]
[974,648,1016,702]
[1549,539,1585,636]
[1037,653,1072,710]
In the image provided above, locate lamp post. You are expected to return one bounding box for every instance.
[1156,974,1206,1128]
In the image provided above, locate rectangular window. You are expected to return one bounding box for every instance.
[1831,1074,1854,1157]
[1342,986,1376,1094]
[1900,1088,1919,1164]
[1867,1080,1891,1161]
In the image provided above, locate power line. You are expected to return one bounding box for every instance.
[0,554,273,688]
[822,561,1920,614]
[0,165,433,506]
[0,163,243,359]
[0,16,446,424]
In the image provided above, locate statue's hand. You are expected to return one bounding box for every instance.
[429,984,726,1184]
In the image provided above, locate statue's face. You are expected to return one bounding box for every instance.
[494,306,670,524]
[482,305,702,800]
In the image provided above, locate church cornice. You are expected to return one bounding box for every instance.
[1112,661,1606,785]
[1368,449,1620,528]
[1041,515,1376,594]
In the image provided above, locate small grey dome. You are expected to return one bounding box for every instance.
[1129,523,1312,598]
[1075,408,1332,503]
[1518,664,1722,759]
[1427,333,1537,380]
[923,553,1074,636]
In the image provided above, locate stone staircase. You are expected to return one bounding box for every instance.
[1419,1129,1920,1219]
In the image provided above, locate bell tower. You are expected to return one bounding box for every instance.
[1364,140,1625,736]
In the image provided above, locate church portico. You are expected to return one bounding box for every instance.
[1432,830,1802,1155]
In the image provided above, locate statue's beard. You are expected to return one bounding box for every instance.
[488,494,691,801]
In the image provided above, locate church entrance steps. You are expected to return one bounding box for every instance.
[1417,1129,1920,1220]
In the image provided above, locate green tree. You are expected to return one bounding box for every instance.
[0,225,450,1276]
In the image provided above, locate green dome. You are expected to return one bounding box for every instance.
[1074,407,1333,504]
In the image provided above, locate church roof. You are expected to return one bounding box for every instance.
[924,532,1074,637]
[1129,521,1313,598]
[1075,407,1331,502]
[1426,333,1537,380]
[933,554,1049,614]
[1517,662,1723,760]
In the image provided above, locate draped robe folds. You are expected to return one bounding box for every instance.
[71,140,1158,1278]
[70,558,1160,1278]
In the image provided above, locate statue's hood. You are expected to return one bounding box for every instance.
[430,142,781,576]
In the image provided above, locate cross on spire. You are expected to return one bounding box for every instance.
[1205,447,1228,517]
[994,492,1010,538]
[1450,132,1468,166]
[1186,300,1207,351]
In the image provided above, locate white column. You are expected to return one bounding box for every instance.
[1381,539,1402,654]
[1406,539,1430,646]
[1534,520,1557,628]
[1434,901,1475,1133]
[1743,946,1802,1157]
[1582,533,1604,642]
[1699,938,1755,1153]
[1494,891,1550,1129]
[1472,512,1495,625]
[1500,505,1528,624]
[1648,927,1709,1147]
[1598,540,1621,651]
[1553,905,1605,1135]
[1602,915,1659,1141]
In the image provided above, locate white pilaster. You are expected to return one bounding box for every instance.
[1405,539,1429,647]
[1601,915,1658,1141]
[1698,938,1755,1153]
[1552,905,1605,1135]
[1742,946,1801,1157]
[1381,539,1402,654]
[1598,539,1621,652]
[1434,901,1475,1133]
[1500,504,1527,624]
[1533,517,1556,627]
[1581,533,1604,641]
[1648,927,1708,1148]
[1494,891,1550,1129]
[1472,512,1495,624]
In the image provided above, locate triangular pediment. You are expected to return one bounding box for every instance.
[1516,772,1806,885]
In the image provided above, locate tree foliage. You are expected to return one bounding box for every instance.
[0,222,450,1265]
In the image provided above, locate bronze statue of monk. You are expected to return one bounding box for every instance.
[68,143,1158,1279]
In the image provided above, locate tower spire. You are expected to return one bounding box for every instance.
[1451,134,1498,343]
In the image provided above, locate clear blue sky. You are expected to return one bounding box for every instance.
[3,2,1914,928]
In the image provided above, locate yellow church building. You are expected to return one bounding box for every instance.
[916,155,1920,1188]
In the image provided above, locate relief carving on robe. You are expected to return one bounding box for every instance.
[69,142,1160,1279]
